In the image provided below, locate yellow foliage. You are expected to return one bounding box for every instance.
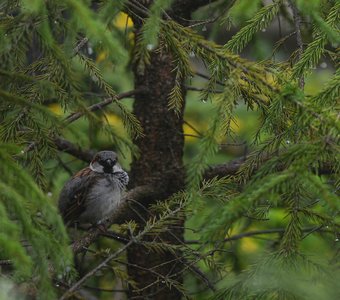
[304,70,332,95]
[226,224,242,237]
[114,12,133,28]
[48,104,63,116]
[104,113,125,134]
[183,123,199,143]
[226,225,259,253]
[230,117,243,133]
[238,71,278,105]
[104,113,123,126]
[96,51,108,63]
[240,237,259,253]
[128,31,135,42]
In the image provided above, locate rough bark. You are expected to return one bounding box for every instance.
[127,43,186,299]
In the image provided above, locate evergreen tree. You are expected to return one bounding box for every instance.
[0,0,339,299]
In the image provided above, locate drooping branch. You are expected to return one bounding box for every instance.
[54,137,95,162]
[185,226,329,245]
[65,89,140,125]
[204,157,246,179]
[204,155,334,180]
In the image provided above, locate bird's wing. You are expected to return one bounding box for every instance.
[58,167,99,224]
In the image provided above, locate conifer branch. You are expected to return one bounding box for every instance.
[204,155,335,180]
[291,2,339,79]
[194,39,278,93]
[224,0,282,53]
[186,226,329,245]
[222,227,324,243]
[65,89,140,125]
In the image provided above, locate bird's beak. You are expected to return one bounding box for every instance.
[105,159,116,167]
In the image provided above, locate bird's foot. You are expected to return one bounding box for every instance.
[91,221,107,233]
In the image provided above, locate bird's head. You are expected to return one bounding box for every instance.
[90,151,120,174]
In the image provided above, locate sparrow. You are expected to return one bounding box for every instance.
[58,151,129,226]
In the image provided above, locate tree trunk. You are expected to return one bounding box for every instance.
[127,39,186,299]
[125,1,215,297]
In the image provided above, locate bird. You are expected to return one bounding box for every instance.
[58,151,129,227]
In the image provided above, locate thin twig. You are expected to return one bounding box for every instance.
[183,133,201,139]
[181,258,216,291]
[65,89,139,125]
[54,137,95,162]
[224,226,329,244]
[203,156,246,179]
[183,120,203,137]
[186,85,223,93]
[23,89,139,155]
[99,230,130,244]
[185,227,328,245]
[195,71,225,86]
[73,37,89,57]
[83,285,128,293]
[185,0,237,28]
[220,141,247,147]
[60,240,134,300]
[288,0,304,88]
[198,41,278,93]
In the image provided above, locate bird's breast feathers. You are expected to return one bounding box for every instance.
[79,174,125,223]
[59,167,128,224]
